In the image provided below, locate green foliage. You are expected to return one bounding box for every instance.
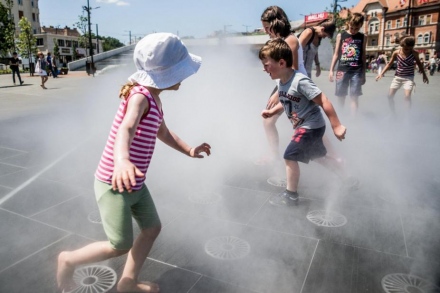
[0,0,16,56]
[101,36,124,52]
[53,38,60,59]
[73,15,89,53]
[16,17,37,59]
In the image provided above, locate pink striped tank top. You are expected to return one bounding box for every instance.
[395,52,415,77]
[95,85,163,190]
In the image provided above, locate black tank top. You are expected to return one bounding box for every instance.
[337,31,364,72]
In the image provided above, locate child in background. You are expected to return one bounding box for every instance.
[35,51,49,89]
[329,13,367,116]
[259,38,348,206]
[258,6,307,168]
[57,33,211,293]
[376,36,428,113]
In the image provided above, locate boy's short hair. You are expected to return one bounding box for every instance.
[259,38,293,68]
[349,13,365,26]
[12,52,17,55]
[400,36,415,47]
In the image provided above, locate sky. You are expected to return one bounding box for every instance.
[38,0,359,43]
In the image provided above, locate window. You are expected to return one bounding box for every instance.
[31,0,34,7]
[58,39,65,46]
[368,19,379,34]
[371,39,377,46]
[386,21,391,29]
[385,35,391,46]
[424,33,430,43]
[426,15,431,24]
[72,41,78,48]
[417,34,423,44]
[33,29,36,34]
[18,10,23,19]
[418,16,425,25]
[403,16,407,27]
[66,40,72,47]
[396,19,401,27]
[36,38,44,46]
[32,13,35,22]
[18,0,23,5]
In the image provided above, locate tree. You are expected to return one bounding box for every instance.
[0,0,16,56]
[101,36,124,52]
[73,15,89,56]
[16,17,37,74]
[53,38,60,62]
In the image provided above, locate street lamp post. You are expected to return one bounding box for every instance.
[82,0,100,76]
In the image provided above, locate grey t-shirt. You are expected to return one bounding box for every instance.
[278,71,325,129]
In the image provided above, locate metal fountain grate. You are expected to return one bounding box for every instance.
[87,210,102,224]
[205,236,251,260]
[188,192,222,205]
[306,210,347,228]
[267,176,287,187]
[382,273,440,293]
[65,265,117,293]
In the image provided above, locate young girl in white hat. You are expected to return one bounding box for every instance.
[57,33,211,293]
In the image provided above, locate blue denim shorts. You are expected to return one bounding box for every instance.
[335,70,363,97]
[284,126,327,164]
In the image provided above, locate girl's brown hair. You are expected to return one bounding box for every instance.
[119,81,138,100]
[261,6,291,38]
[400,36,415,47]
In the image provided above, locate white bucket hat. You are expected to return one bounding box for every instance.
[128,33,202,89]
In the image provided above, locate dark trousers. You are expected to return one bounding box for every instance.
[11,67,22,83]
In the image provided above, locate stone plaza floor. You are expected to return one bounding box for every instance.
[0,46,439,292]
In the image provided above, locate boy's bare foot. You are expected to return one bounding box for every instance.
[117,278,160,292]
[57,252,77,292]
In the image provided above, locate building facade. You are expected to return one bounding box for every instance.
[0,0,41,35]
[350,0,440,60]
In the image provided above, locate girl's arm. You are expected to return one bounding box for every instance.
[262,101,283,118]
[298,28,312,48]
[314,52,321,77]
[285,36,299,70]
[157,120,211,158]
[413,50,429,84]
[376,51,397,81]
[312,93,346,141]
[112,93,149,192]
[329,33,342,82]
[361,35,367,84]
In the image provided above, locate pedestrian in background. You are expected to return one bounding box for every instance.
[35,51,49,89]
[9,52,24,86]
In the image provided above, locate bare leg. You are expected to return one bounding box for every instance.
[314,155,346,179]
[117,226,161,293]
[285,160,300,192]
[350,95,359,117]
[262,111,282,161]
[322,134,341,160]
[403,89,412,111]
[57,241,128,291]
[337,96,346,108]
[387,88,398,114]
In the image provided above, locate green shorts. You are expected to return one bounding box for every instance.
[94,179,161,250]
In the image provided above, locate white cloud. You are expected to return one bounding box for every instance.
[96,0,130,5]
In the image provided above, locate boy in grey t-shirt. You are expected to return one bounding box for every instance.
[259,38,348,206]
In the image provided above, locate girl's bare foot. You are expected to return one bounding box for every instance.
[57,252,77,292]
[117,278,160,292]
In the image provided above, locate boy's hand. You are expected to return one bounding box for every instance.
[112,159,144,193]
[328,71,334,82]
[375,74,382,81]
[190,143,211,158]
[333,125,346,141]
[261,109,274,119]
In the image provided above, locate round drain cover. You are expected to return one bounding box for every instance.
[66,265,117,293]
[87,210,102,224]
[188,192,222,204]
[205,236,250,260]
[267,176,287,187]
[306,210,347,227]
[382,273,440,293]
